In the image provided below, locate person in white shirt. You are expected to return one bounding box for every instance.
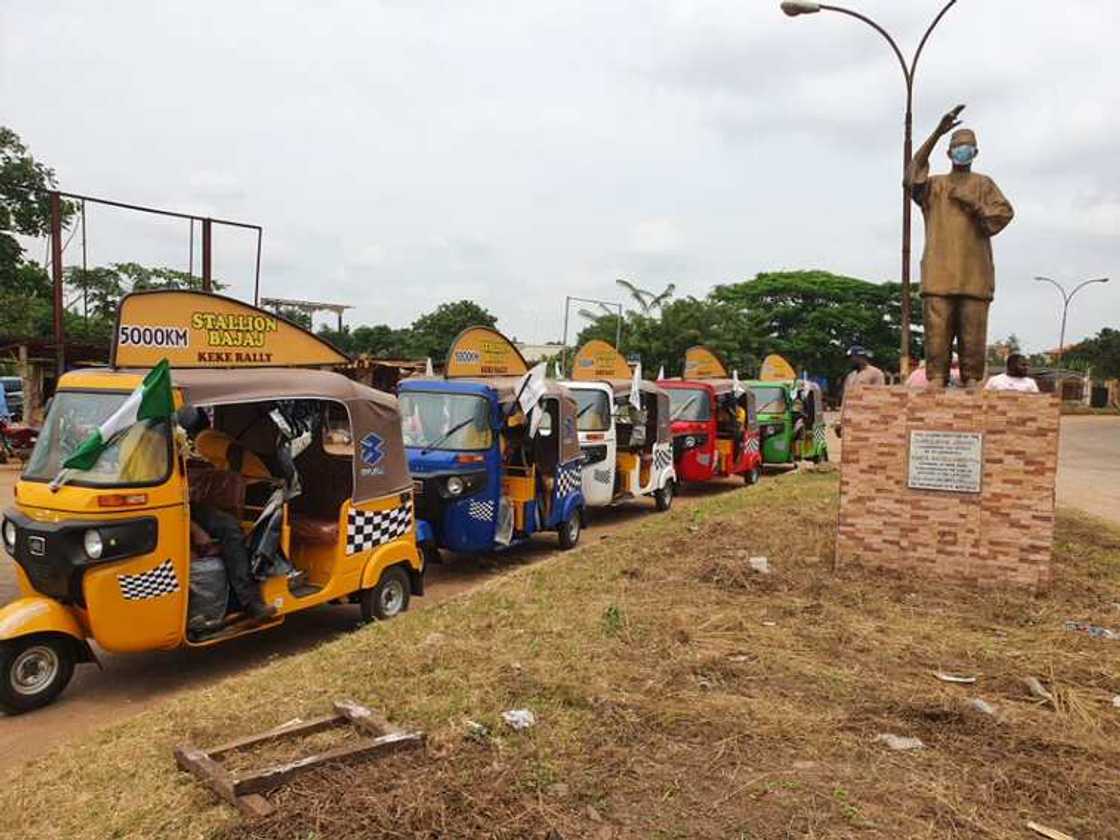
[985,353,1039,393]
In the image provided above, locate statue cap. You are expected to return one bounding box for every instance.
[950,128,977,147]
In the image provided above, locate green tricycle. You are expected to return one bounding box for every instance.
[745,379,829,465]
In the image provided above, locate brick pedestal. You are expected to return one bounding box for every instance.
[837,387,1060,590]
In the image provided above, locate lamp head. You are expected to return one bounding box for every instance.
[781,1,822,16]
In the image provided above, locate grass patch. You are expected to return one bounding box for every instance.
[2,473,1119,839]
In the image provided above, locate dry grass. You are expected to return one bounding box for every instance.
[2,472,1119,839]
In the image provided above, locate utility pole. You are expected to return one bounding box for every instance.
[50,191,65,377]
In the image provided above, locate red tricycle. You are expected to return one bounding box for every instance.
[658,346,762,486]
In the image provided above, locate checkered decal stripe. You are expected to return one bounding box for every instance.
[555,463,582,497]
[117,558,180,601]
[346,503,411,555]
[653,445,673,472]
[813,424,826,448]
[468,499,495,521]
[746,437,760,455]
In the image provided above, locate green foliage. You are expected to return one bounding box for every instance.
[616,278,676,314]
[0,127,77,282]
[408,300,497,362]
[712,270,921,387]
[1064,328,1120,379]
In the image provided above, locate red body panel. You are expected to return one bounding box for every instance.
[659,381,762,483]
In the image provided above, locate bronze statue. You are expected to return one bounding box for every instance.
[907,105,1014,387]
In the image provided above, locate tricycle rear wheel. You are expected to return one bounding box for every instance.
[744,465,761,485]
[0,635,76,715]
[360,566,411,622]
[558,511,581,550]
[654,481,674,512]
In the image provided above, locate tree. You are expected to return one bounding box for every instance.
[1064,328,1120,379]
[0,127,76,284]
[712,270,922,389]
[407,300,497,362]
[615,277,676,314]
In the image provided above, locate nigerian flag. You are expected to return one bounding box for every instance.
[63,359,175,471]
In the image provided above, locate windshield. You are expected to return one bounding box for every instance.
[399,392,492,451]
[667,387,710,421]
[23,391,171,486]
[572,390,611,431]
[751,386,787,414]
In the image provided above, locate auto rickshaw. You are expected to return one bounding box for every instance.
[398,326,585,556]
[0,291,424,713]
[747,355,829,465]
[562,340,676,511]
[658,346,763,485]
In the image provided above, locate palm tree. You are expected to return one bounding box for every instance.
[616,277,675,314]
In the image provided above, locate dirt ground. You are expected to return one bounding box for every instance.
[0,414,1111,774]
[0,466,759,771]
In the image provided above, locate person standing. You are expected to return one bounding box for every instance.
[907,104,1015,387]
[985,353,1040,393]
[837,345,885,436]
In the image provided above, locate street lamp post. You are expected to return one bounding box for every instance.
[780,0,958,377]
[1033,276,1110,366]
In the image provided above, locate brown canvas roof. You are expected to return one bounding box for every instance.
[165,368,409,502]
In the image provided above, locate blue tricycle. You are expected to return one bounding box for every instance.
[397,327,585,559]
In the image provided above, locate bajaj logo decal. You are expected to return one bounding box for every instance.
[27,536,45,556]
[360,433,385,467]
[453,349,480,363]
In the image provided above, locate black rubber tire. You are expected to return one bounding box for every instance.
[558,511,581,550]
[654,481,674,512]
[0,635,76,715]
[744,465,761,485]
[360,566,411,622]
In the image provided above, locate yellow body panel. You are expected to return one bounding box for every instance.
[0,596,87,642]
[716,439,734,472]
[616,452,639,493]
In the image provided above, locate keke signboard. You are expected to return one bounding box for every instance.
[759,354,797,382]
[444,326,529,378]
[683,346,728,380]
[572,340,631,381]
[112,291,349,369]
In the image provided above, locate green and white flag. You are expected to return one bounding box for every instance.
[62,358,175,471]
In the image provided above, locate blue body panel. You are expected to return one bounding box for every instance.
[399,378,584,555]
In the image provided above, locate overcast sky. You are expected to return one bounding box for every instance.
[3,0,1117,352]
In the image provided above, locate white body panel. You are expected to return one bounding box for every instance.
[563,381,676,508]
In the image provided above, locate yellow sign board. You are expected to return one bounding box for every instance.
[444,326,528,378]
[112,291,349,369]
[759,353,797,382]
[683,346,728,380]
[571,340,630,380]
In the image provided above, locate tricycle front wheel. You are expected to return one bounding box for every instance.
[0,635,76,715]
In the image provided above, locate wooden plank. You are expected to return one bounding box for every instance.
[174,744,237,804]
[232,731,425,796]
[333,699,400,736]
[207,714,343,758]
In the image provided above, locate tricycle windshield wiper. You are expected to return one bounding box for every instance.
[420,416,476,455]
[670,394,698,420]
[576,402,596,420]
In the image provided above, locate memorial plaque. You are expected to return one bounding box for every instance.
[907,430,983,493]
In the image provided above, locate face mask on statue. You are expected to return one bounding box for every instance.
[950,144,977,166]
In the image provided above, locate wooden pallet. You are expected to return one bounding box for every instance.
[174,699,425,818]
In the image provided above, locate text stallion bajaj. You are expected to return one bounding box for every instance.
[561,340,676,511]
[747,354,829,466]
[0,291,423,713]
[658,346,763,486]
[399,326,585,557]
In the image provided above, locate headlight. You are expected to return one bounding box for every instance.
[83,529,103,560]
[2,520,15,549]
[445,476,465,496]
[684,435,696,449]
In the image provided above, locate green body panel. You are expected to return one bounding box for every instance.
[748,380,828,465]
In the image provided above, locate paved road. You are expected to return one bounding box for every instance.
[1056,416,1120,526]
